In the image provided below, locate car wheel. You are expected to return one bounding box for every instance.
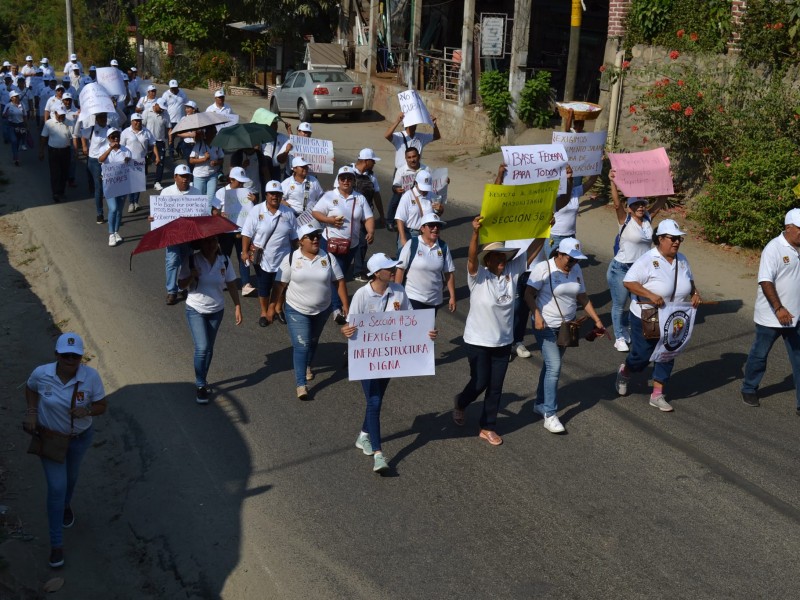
[298,100,311,123]
[349,111,362,122]
[270,96,280,117]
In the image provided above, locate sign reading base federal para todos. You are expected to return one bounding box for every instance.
[348,309,435,381]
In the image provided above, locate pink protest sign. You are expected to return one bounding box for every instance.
[607,148,674,197]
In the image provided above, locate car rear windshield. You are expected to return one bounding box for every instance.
[310,72,353,83]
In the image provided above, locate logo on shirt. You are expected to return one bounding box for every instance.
[76,391,85,402]
[652,260,660,269]
[437,250,442,257]
[220,268,226,276]
[321,259,328,267]
[393,301,401,310]
[332,199,339,206]
[258,214,264,221]
[784,256,790,264]
[290,185,295,191]
[417,250,423,256]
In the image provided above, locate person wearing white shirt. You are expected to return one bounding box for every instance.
[387,146,428,229]
[37,78,56,120]
[212,167,257,296]
[189,127,225,202]
[3,90,26,165]
[525,238,604,434]
[121,113,157,212]
[240,180,299,326]
[395,213,456,313]
[43,86,66,121]
[178,235,242,404]
[383,110,440,170]
[98,128,132,246]
[341,253,438,473]
[79,112,111,222]
[453,217,544,446]
[280,156,323,215]
[311,165,375,320]
[394,170,444,249]
[39,58,54,80]
[136,85,158,114]
[269,224,349,399]
[62,54,83,76]
[39,108,73,202]
[142,99,169,188]
[175,100,199,160]
[161,80,187,156]
[126,67,140,115]
[21,56,36,87]
[741,209,800,411]
[261,114,292,180]
[616,219,702,413]
[275,120,310,179]
[206,89,233,114]
[59,95,79,187]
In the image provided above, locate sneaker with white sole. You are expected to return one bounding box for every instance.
[615,364,629,396]
[114,232,123,243]
[373,453,389,473]
[513,342,532,358]
[613,338,630,352]
[355,432,374,455]
[127,203,136,213]
[649,394,674,412]
[108,233,117,247]
[543,414,565,433]
[153,182,162,191]
[241,283,257,296]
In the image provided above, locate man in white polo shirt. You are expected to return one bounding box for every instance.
[39,107,73,202]
[394,170,444,249]
[206,89,233,115]
[383,110,441,170]
[741,208,800,412]
[161,79,187,157]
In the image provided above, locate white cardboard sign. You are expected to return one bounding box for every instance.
[288,135,334,174]
[101,160,146,198]
[149,195,209,229]
[551,130,607,177]
[221,188,254,228]
[95,67,126,98]
[78,82,116,116]
[430,167,449,203]
[398,89,433,128]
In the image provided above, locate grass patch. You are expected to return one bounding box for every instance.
[22,245,40,254]
[480,143,500,156]
[17,257,34,267]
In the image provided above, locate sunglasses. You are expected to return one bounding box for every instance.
[59,352,82,360]
[425,223,441,229]
[338,175,355,181]
[303,233,321,240]
[565,256,578,264]
[382,267,397,274]
[663,235,684,242]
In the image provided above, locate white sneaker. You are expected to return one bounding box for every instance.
[128,203,136,213]
[20,144,28,151]
[615,364,629,396]
[108,234,117,247]
[649,394,674,412]
[543,414,565,433]
[513,342,532,358]
[153,182,162,191]
[114,232,123,243]
[614,338,630,352]
[241,283,257,296]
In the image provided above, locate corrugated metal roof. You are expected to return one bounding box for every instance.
[304,43,346,68]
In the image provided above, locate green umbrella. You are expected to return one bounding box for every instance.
[250,107,280,126]
[212,122,277,152]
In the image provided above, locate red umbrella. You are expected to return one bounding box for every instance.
[130,215,238,268]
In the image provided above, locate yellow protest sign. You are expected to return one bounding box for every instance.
[479,181,559,244]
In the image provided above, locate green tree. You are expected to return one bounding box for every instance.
[135,0,228,45]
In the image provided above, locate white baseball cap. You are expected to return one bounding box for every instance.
[110,59,119,66]
[168,79,179,88]
[655,219,686,237]
[2,61,10,67]
[89,65,97,70]
[185,100,198,109]
[264,180,283,194]
[155,99,168,109]
[130,66,137,72]
[367,253,402,276]
[130,113,143,121]
[298,223,323,239]
[214,89,225,98]
[107,127,121,137]
[55,332,84,355]
[557,237,588,260]
[420,213,447,227]
[54,107,67,116]
[40,57,49,63]
[415,170,433,192]
[337,165,356,178]
[785,208,800,227]
[229,167,252,185]
[147,84,157,92]
[9,90,19,98]
[122,74,129,81]
[62,93,72,100]
[174,164,191,176]
[357,148,381,162]
[298,122,312,133]
[55,84,65,91]
[291,156,311,168]
[26,55,33,61]
[82,76,93,85]
[70,53,77,61]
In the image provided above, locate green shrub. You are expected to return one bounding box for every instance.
[160,48,204,87]
[739,0,798,68]
[479,71,512,138]
[518,71,553,128]
[693,138,800,247]
[625,0,732,53]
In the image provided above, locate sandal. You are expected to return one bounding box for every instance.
[258,316,269,327]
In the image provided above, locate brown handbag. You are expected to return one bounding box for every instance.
[641,260,679,340]
[27,383,78,464]
[547,260,583,348]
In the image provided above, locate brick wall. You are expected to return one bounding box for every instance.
[729,0,748,48]
[608,0,632,38]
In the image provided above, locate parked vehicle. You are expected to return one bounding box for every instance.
[270,69,364,122]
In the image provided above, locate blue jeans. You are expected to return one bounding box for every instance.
[106,196,125,233]
[361,378,390,453]
[165,243,190,294]
[455,343,511,430]
[742,323,800,407]
[87,157,103,217]
[625,313,675,384]
[513,272,531,344]
[532,327,566,417]
[40,427,94,547]
[607,259,632,342]
[127,191,140,205]
[185,306,224,387]
[285,303,330,386]
[9,123,21,160]
[254,265,277,298]
[193,172,219,207]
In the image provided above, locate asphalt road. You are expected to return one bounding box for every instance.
[4,100,800,599]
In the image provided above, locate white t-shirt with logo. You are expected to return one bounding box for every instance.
[463,255,526,347]
[313,191,373,244]
[394,188,437,231]
[180,252,237,313]
[349,281,410,316]
[398,238,455,305]
[27,362,106,435]
[240,204,298,272]
[278,250,344,315]
[623,247,694,319]
[527,258,586,329]
[754,233,800,328]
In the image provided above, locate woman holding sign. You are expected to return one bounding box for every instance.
[98,127,132,247]
[453,216,544,446]
[614,220,702,412]
[605,168,667,352]
[341,253,437,473]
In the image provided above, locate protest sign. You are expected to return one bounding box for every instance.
[288,135,335,174]
[78,82,116,117]
[479,181,559,244]
[216,113,240,131]
[221,188,254,228]
[430,167,449,203]
[95,67,125,98]
[608,148,674,197]
[149,195,209,229]
[551,130,607,177]
[296,209,321,228]
[348,309,436,380]
[102,160,146,198]
[398,89,433,128]
[501,144,569,188]
[649,302,696,363]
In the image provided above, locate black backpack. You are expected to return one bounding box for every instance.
[352,166,375,207]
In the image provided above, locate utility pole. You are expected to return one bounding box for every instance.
[564,0,581,101]
[134,0,145,73]
[65,0,75,56]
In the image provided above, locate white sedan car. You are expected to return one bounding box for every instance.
[270,69,364,122]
